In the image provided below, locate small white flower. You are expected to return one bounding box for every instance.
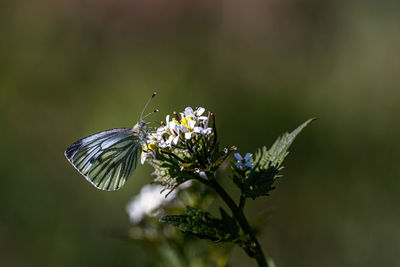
[184,106,206,120]
[151,107,213,147]
[153,129,169,148]
[163,118,183,146]
[184,107,201,117]
[180,116,196,140]
[194,125,212,135]
[234,153,253,168]
[168,120,179,135]
[167,134,179,146]
[141,142,158,164]
[163,115,180,136]
[126,184,176,224]
[126,182,193,224]
[148,131,162,143]
[141,151,152,164]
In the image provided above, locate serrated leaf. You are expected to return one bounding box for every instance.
[243,118,315,198]
[160,206,238,242]
[267,118,316,167]
[244,164,279,199]
[150,157,192,191]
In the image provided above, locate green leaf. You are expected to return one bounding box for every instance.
[160,206,239,242]
[243,118,315,198]
[266,118,316,167]
[150,159,191,190]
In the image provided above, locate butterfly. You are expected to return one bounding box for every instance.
[64,93,158,191]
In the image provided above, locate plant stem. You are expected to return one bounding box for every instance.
[160,150,185,163]
[198,177,268,267]
[239,194,246,211]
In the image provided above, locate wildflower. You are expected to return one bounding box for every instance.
[165,116,183,146]
[126,184,176,224]
[234,153,253,168]
[194,124,212,135]
[150,129,168,149]
[183,107,205,118]
[182,107,212,138]
[148,107,213,149]
[141,142,158,164]
[180,115,197,139]
[126,181,193,224]
[166,133,180,147]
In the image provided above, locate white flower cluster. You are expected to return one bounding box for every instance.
[126,181,192,224]
[126,184,175,224]
[141,107,213,164]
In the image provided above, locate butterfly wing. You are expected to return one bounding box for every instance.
[65,128,143,191]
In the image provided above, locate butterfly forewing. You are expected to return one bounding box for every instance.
[65,128,143,191]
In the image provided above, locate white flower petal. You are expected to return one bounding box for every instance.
[185,132,192,139]
[188,119,196,129]
[195,107,205,116]
[184,107,195,117]
[180,125,188,133]
[173,136,179,145]
[173,124,182,134]
[126,184,176,224]
[167,135,174,143]
[204,128,212,135]
[141,154,147,164]
[198,116,208,121]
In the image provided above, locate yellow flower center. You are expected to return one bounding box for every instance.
[148,142,158,151]
[181,116,189,127]
[181,116,194,131]
[143,142,158,152]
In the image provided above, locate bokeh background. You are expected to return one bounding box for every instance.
[1,0,399,266]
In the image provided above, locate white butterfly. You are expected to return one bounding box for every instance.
[65,93,157,191]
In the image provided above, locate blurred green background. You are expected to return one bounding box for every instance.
[1,0,399,266]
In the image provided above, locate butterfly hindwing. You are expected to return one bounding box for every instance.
[65,128,143,191]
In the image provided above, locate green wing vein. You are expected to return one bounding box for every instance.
[65,128,142,191]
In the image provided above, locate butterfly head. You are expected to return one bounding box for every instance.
[133,120,147,132]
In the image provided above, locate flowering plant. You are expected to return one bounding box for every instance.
[126,106,314,267]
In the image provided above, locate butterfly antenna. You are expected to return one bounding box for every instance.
[140,92,157,121]
[142,109,159,120]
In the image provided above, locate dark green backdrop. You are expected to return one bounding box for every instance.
[1,1,399,266]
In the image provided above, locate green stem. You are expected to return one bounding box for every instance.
[160,150,185,163]
[239,194,246,211]
[197,177,268,267]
